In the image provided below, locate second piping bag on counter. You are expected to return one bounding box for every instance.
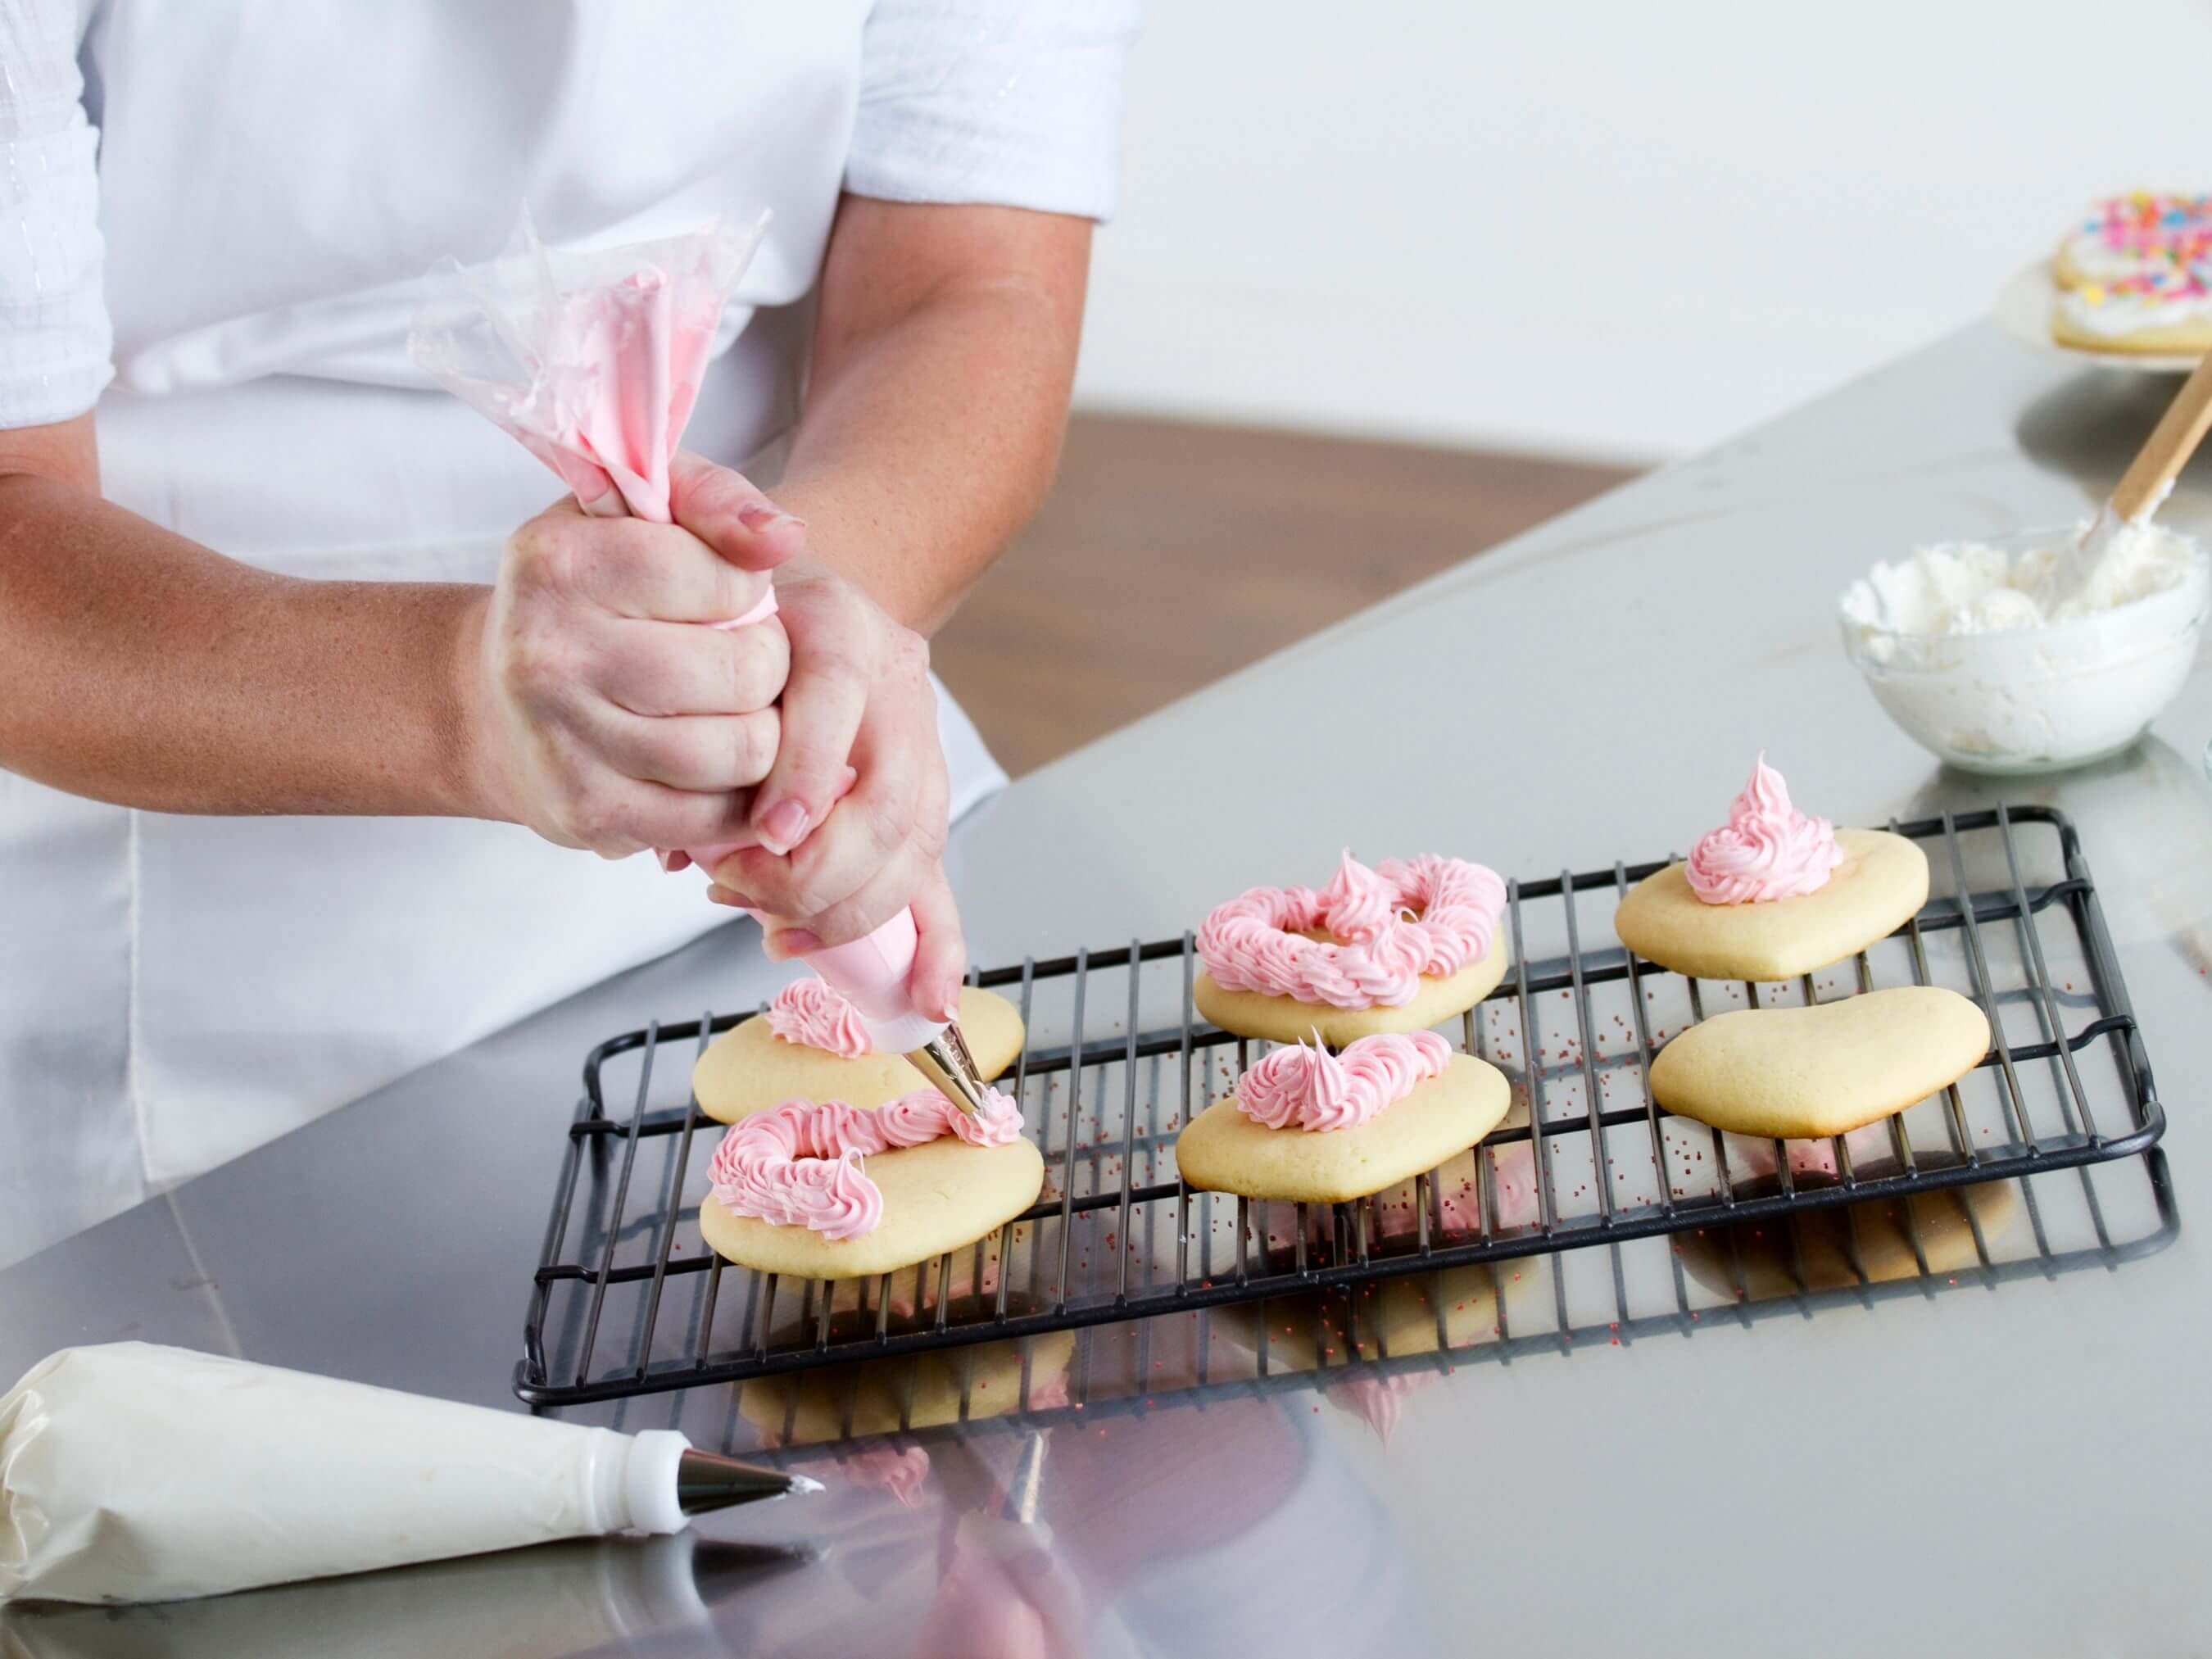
[407,215,995,1113]
[0,1344,814,1606]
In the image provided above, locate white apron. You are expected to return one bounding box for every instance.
[0,1,1014,1267]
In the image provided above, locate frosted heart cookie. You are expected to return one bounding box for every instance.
[1649,986,1990,1140]
[2051,261,2212,355]
[699,1086,1044,1281]
[1175,1030,1511,1203]
[1194,851,1508,1045]
[1613,756,1928,981]
[693,977,1025,1125]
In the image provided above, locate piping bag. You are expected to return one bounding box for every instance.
[409,215,993,1113]
[0,1344,816,1605]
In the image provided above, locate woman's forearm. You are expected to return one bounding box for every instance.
[773,198,1094,634]
[0,471,486,816]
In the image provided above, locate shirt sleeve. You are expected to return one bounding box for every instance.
[847,0,1140,223]
[0,0,111,428]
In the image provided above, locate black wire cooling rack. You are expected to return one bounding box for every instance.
[515,804,2165,1408]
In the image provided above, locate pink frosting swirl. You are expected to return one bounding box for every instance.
[764,976,873,1058]
[1196,852,1506,1009]
[1237,1029,1451,1132]
[707,1087,1025,1240]
[1684,755,1844,905]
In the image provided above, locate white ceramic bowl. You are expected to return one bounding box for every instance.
[1839,526,2210,775]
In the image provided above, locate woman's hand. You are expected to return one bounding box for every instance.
[700,555,967,1025]
[462,456,807,857]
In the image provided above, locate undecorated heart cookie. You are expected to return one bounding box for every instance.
[1193,850,1509,1045]
[741,1322,1077,1444]
[694,981,1024,1125]
[1613,757,1928,980]
[1175,1034,1510,1204]
[1648,986,1991,1140]
[1675,1181,2015,1301]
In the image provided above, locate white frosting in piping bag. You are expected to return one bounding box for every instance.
[1,1344,697,1604]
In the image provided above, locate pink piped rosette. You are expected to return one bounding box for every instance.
[765,977,876,1059]
[1236,1031,1451,1133]
[1684,755,1843,905]
[707,1087,1025,1241]
[1197,851,1506,1009]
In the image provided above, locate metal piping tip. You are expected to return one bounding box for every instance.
[907,1022,993,1118]
[1001,1430,1047,1526]
[677,1448,824,1516]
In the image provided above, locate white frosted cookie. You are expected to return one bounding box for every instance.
[1193,851,1509,1045]
[1195,931,1506,1046]
[693,984,1025,1125]
[1615,827,1929,981]
[1176,1049,1510,1204]
[1648,986,1990,1140]
[700,1133,1044,1281]
[2051,291,2212,355]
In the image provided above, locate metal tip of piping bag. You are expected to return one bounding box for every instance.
[907,1023,991,1118]
[1001,1430,1048,1527]
[676,1448,823,1516]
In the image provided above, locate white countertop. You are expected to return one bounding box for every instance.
[6,323,2209,1657]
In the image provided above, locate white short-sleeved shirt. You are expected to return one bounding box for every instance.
[0,0,1138,1267]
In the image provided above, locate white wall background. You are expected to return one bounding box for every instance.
[1073,1,2212,463]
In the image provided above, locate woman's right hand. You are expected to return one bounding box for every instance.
[459,457,809,856]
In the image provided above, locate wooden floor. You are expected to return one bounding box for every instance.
[932,414,1639,776]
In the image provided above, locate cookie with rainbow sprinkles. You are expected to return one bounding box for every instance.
[2052,192,2212,290]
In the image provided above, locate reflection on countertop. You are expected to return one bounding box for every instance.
[0,1534,814,1659]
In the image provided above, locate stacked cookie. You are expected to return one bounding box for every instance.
[2049,192,2212,356]
[691,977,1038,1279]
[1615,756,1988,1140]
[1176,851,1517,1206]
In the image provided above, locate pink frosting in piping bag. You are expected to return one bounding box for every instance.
[1237,1030,1451,1131]
[411,216,933,1036]
[707,1087,1025,1240]
[1684,754,1844,904]
[1196,852,1505,1009]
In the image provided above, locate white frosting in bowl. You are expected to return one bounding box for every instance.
[1838,522,2210,774]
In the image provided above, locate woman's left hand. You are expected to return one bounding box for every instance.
[700,552,966,1025]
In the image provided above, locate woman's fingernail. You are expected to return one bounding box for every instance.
[770,929,823,959]
[738,504,805,533]
[756,799,810,855]
[937,992,962,1023]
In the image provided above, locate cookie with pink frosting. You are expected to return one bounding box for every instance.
[699,1082,1044,1280]
[1176,1030,1510,1203]
[692,977,1025,1126]
[1612,756,1928,981]
[1193,851,1510,1046]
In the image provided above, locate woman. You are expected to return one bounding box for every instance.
[0,2,1139,1267]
